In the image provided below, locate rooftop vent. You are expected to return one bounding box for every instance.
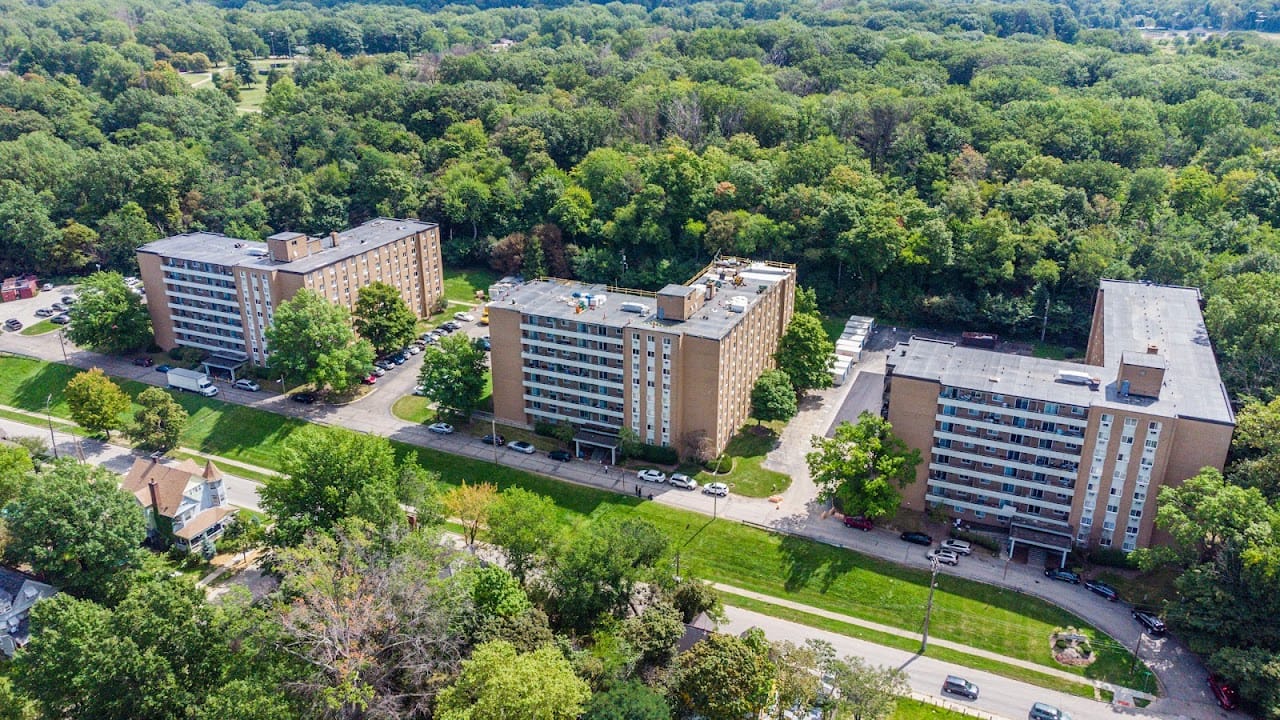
[619,302,649,314]
[1146,344,1159,354]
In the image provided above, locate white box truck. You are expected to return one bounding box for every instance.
[167,368,218,397]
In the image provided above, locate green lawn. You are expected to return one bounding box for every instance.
[890,698,981,720]
[821,314,848,342]
[392,395,434,424]
[444,267,499,304]
[692,424,791,498]
[19,319,58,336]
[0,354,1150,688]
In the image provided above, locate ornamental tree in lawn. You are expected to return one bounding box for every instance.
[806,412,922,519]
[417,332,488,420]
[65,368,130,439]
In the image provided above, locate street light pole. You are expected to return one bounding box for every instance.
[45,394,58,460]
[1132,629,1145,675]
[921,556,940,653]
[491,415,498,464]
[57,328,68,364]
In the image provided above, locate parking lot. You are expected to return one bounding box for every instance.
[0,282,80,334]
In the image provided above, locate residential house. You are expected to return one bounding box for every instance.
[0,567,56,657]
[120,457,237,553]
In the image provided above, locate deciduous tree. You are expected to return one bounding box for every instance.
[671,632,775,720]
[825,656,908,720]
[265,289,374,394]
[583,681,670,720]
[417,333,488,420]
[486,487,561,582]
[2,460,145,600]
[128,386,188,452]
[750,369,797,424]
[353,282,418,357]
[807,413,922,519]
[435,641,590,720]
[443,481,497,546]
[548,516,667,632]
[261,425,405,546]
[774,313,834,395]
[64,368,130,439]
[65,272,153,354]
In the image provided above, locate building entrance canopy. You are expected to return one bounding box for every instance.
[574,430,620,465]
[201,352,248,381]
[1009,520,1074,568]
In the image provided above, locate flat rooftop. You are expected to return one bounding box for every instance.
[138,218,436,274]
[889,280,1234,425]
[498,260,794,340]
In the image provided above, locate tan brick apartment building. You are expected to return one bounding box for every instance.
[884,280,1235,555]
[137,219,443,365]
[489,258,796,459]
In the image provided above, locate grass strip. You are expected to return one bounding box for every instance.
[0,354,1148,688]
[721,592,1097,700]
[19,320,58,336]
[891,697,993,720]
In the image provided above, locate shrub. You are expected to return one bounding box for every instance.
[950,529,1001,553]
[636,443,679,465]
[1088,547,1138,569]
[534,421,560,438]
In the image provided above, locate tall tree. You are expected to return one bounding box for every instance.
[417,333,488,420]
[2,460,145,600]
[548,516,667,631]
[64,368,130,439]
[0,444,34,508]
[261,425,405,546]
[486,487,561,583]
[583,682,670,720]
[265,289,374,394]
[671,633,775,720]
[353,282,418,357]
[65,272,153,355]
[774,313,834,396]
[435,641,591,720]
[825,656,909,720]
[94,202,159,273]
[750,369,798,424]
[271,522,469,720]
[443,481,498,546]
[128,386,188,452]
[807,413,922,518]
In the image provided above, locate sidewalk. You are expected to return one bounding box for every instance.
[713,582,1155,700]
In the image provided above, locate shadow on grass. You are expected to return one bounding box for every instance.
[777,532,858,593]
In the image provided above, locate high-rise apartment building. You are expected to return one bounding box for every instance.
[137,219,443,365]
[489,258,796,459]
[884,280,1235,555]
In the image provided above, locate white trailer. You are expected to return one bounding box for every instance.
[167,368,218,397]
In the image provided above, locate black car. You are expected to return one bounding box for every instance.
[61,295,75,305]
[900,531,933,546]
[1132,610,1166,634]
[291,392,317,404]
[481,433,505,446]
[132,356,154,367]
[549,449,572,462]
[50,314,70,324]
[1044,568,1081,584]
[1084,580,1119,601]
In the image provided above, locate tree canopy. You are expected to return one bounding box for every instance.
[353,281,418,358]
[128,386,188,452]
[417,333,489,420]
[807,413,922,519]
[264,289,374,394]
[65,272,152,354]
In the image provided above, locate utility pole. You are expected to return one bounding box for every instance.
[57,328,68,363]
[1132,629,1145,675]
[921,556,940,653]
[45,394,58,459]
[1040,295,1050,343]
[491,415,499,464]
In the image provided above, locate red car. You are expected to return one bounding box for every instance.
[1208,675,1238,710]
[362,374,377,385]
[843,515,874,531]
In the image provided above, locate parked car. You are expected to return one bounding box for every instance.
[50,302,67,312]
[549,449,572,462]
[34,308,53,318]
[940,538,972,555]
[1132,610,1166,634]
[291,393,317,404]
[637,468,667,483]
[1044,568,1081,584]
[3,319,21,332]
[843,515,873,531]
[427,422,454,435]
[50,314,70,324]
[154,364,173,373]
[927,548,960,566]
[361,374,377,385]
[702,482,729,497]
[374,359,394,371]
[453,312,476,322]
[1028,702,1070,720]
[942,676,979,700]
[413,385,427,396]
[475,337,491,352]
[1084,580,1119,601]
[371,366,386,376]
[60,295,75,304]
[508,440,536,454]
[40,282,53,291]
[900,531,933,546]
[405,345,420,355]
[1208,675,1239,710]
[132,356,154,367]
[668,473,697,490]
[481,433,505,446]
[233,378,260,392]
[389,352,408,365]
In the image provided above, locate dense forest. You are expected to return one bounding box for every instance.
[5,0,1280,716]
